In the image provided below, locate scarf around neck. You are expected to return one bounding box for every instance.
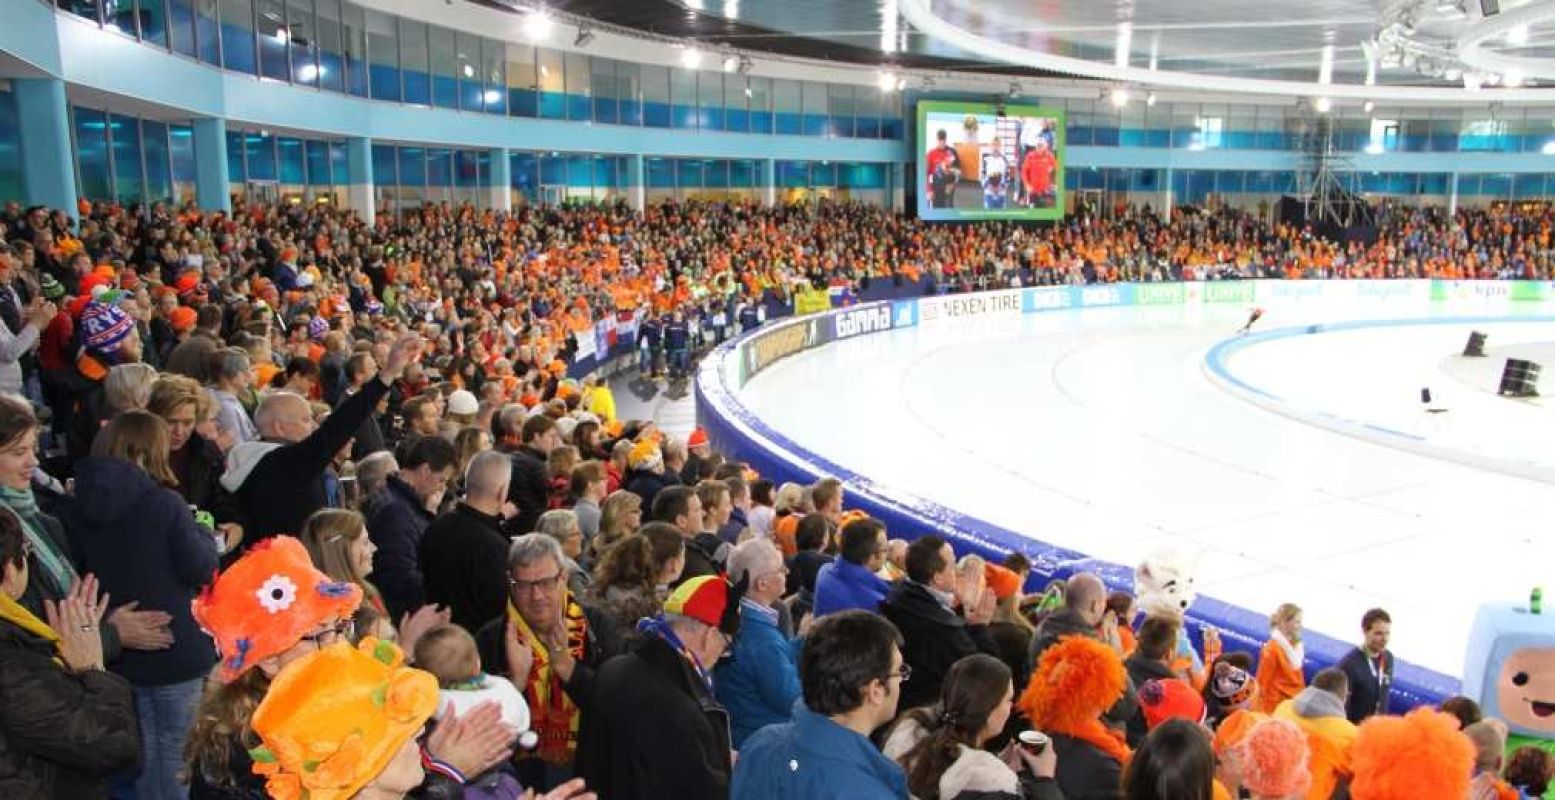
[637,615,715,695]
[0,587,62,655]
[0,485,75,598]
[1270,627,1305,667]
[507,595,589,765]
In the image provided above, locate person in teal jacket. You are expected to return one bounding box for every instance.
[715,539,802,747]
[732,610,910,799]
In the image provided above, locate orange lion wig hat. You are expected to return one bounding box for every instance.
[1350,708,1474,800]
[1019,636,1127,731]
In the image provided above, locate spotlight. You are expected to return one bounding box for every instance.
[878,71,899,92]
[483,89,502,105]
[1313,96,1331,113]
[1542,141,1555,155]
[1363,100,1375,112]
[462,63,475,78]
[722,55,739,73]
[1110,87,1130,108]
[523,10,554,41]
[574,25,595,48]
[1146,91,1156,106]
[680,46,703,69]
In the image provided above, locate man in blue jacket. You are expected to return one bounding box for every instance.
[812,517,891,618]
[732,610,908,799]
[715,538,801,747]
[364,434,456,620]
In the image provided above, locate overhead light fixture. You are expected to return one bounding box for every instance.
[523,9,554,41]
[462,63,475,78]
[1313,96,1332,113]
[1110,87,1130,108]
[1363,100,1375,112]
[274,26,289,44]
[896,76,907,91]
[1114,21,1132,68]
[680,46,703,69]
[1365,142,1385,154]
[1464,73,1482,91]
[1319,44,1335,85]
[483,89,502,104]
[722,55,739,73]
[1146,91,1156,106]
[1542,141,1555,155]
[736,55,753,75]
[1509,24,1529,46]
[877,70,899,92]
[297,63,321,82]
[1505,67,1525,87]
[574,24,595,48]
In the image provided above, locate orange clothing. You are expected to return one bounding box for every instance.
[1254,636,1305,714]
[1117,626,1137,658]
[772,514,800,558]
[1273,697,1357,800]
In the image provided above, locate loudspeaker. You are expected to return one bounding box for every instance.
[1465,331,1488,357]
[1499,358,1541,397]
[1421,387,1432,404]
[1481,0,1500,15]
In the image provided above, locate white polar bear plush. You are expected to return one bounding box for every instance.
[1134,550,1216,675]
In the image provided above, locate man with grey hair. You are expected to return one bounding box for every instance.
[476,532,624,789]
[420,449,513,632]
[714,538,802,747]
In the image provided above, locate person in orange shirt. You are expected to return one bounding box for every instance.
[1255,603,1306,714]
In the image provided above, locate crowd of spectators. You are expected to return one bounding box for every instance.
[0,193,1552,800]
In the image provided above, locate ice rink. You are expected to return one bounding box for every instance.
[736,295,1555,679]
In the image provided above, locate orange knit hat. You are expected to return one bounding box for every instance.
[1212,709,1268,756]
[984,564,1022,600]
[249,638,438,800]
[168,306,197,333]
[1350,708,1474,800]
[192,536,363,682]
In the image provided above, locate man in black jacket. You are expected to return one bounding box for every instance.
[223,332,422,551]
[421,450,512,632]
[1123,615,1180,746]
[1337,607,1394,723]
[575,573,740,800]
[476,533,623,791]
[1030,571,1138,730]
[653,485,718,586]
[365,434,455,621]
[338,351,387,460]
[498,409,560,538]
[879,535,1000,710]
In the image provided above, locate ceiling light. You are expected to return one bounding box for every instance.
[297,63,320,82]
[896,76,907,91]
[743,86,752,97]
[274,26,289,44]
[722,0,739,20]
[1365,142,1385,154]
[462,63,475,78]
[1114,21,1132,68]
[1509,24,1529,46]
[1110,87,1130,108]
[574,25,595,48]
[1319,44,1335,85]
[1146,91,1156,106]
[878,71,898,92]
[1363,100,1375,112]
[483,89,502,104]
[523,10,554,41]
[1505,67,1524,87]
[680,47,703,69]
[1313,96,1331,113]
[722,55,739,73]
[736,55,753,75]
[1542,141,1555,155]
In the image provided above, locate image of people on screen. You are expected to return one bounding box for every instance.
[982,136,1010,209]
[1017,118,1057,208]
[925,128,962,209]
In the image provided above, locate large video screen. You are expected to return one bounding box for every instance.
[916,100,1065,222]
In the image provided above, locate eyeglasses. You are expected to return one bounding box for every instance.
[299,618,355,649]
[508,571,565,595]
[884,662,912,684]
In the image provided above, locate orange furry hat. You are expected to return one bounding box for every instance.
[1236,717,1311,799]
[1019,636,1127,730]
[1350,708,1474,800]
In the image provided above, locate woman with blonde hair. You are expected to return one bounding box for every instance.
[590,490,643,561]
[147,375,242,554]
[1254,603,1305,713]
[65,410,219,800]
[450,425,491,498]
[300,508,391,641]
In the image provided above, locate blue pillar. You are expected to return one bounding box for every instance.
[191,117,231,213]
[628,154,644,212]
[488,148,511,212]
[762,158,776,206]
[345,136,374,225]
[13,78,78,221]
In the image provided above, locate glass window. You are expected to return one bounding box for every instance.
[304,140,329,185]
[778,160,807,188]
[881,92,903,139]
[371,144,396,185]
[670,68,696,129]
[330,141,348,184]
[566,155,591,200]
[811,161,836,186]
[426,148,450,187]
[429,26,458,109]
[398,146,425,186]
[748,77,772,134]
[341,2,367,96]
[591,57,618,124]
[313,0,343,91]
[506,42,536,118]
[108,0,139,38]
[456,150,481,188]
[169,124,195,202]
[140,0,171,47]
[278,136,305,184]
[773,79,801,135]
[565,52,590,121]
[704,159,729,189]
[245,132,277,181]
[677,159,704,190]
[723,74,748,133]
[539,153,565,187]
[617,61,640,125]
[285,0,317,85]
[511,152,538,204]
[698,71,723,131]
[142,120,172,203]
[479,37,505,114]
[641,64,670,128]
[60,1,103,25]
[226,130,245,182]
[192,0,220,64]
[455,32,482,111]
[365,9,399,101]
[827,84,854,138]
[801,82,829,136]
[219,0,258,74]
[537,48,565,119]
[109,115,145,204]
[255,0,289,80]
[855,86,881,139]
[400,20,429,105]
[75,108,112,201]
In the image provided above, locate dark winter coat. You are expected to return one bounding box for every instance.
[1029,607,1138,732]
[623,467,676,511]
[420,502,511,632]
[574,633,732,800]
[171,430,241,525]
[63,456,219,687]
[502,445,548,538]
[364,475,435,622]
[1049,732,1124,800]
[879,580,999,711]
[13,507,123,664]
[677,532,725,586]
[0,616,141,799]
[1123,654,1177,747]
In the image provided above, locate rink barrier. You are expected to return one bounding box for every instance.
[692,278,1555,709]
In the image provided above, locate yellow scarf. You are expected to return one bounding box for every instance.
[507,595,589,765]
[0,590,62,655]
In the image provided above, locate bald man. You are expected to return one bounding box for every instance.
[223,332,423,552]
[1029,571,1138,729]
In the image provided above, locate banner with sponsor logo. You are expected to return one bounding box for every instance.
[1023,286,1074,313]
[738,317,825,387]
[1134,283,1187,305]
[1430,280,1511,303]
[831,302,895,341]
[919,289,1024,324]
[1202,281,1257,304]
[1077,284,1132,308]
[892,300,919,329]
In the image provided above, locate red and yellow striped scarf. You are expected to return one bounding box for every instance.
[507,596,589,765]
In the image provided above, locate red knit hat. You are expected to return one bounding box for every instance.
[174,272,201,297]
[687,428,710,449]
[1137,678,1205,730]
[168,306,198,334]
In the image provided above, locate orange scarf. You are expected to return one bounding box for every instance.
[507,597,589,765]
[1052,718,1131,768]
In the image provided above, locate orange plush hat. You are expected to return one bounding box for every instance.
[1349,708,1474,800]
[248,638,438,800]
[168,306,198,334]
[983,564,1023,601]
[1235,717,1311,799]
[1019,635,1131,766]
[192,536,363,682]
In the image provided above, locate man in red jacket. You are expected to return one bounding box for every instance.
[1022,139,1057,208]
[925,129,961,209]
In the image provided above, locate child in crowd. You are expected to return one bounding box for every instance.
[414,624,537,800]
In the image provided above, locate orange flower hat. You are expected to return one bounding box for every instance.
[1019,635,1127,730]
[192,536,363,682]
[1349,708,1474,800]
[249,638,438,800]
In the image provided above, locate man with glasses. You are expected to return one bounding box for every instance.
[476,533,623,792]
[714,538,802,747]
[732,610,911,799]
[364,434,456,621]
[576,573,743,800]
[813,516,892,618]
